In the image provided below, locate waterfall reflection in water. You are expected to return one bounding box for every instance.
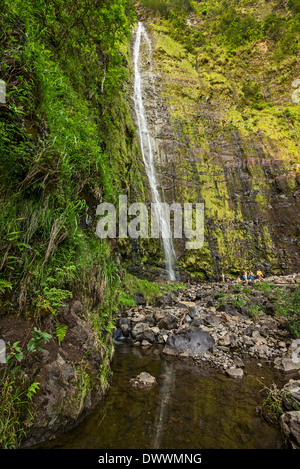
[152,362,176,449]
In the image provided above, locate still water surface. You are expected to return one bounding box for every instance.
[38,343,288,449]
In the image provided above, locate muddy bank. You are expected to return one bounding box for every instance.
[0,299,113,448]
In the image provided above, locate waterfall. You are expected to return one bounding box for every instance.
[133,22,176,281]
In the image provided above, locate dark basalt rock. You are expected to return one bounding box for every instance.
[164,328,215,357]
[134,292,147,305]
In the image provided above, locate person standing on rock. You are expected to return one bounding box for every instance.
[257,269,263,282]
[250,270,255,281]
[242,270,248,284]
[221,272,225,282]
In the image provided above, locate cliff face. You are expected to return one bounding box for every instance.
[0,0,142,449]
[132,1,300,280]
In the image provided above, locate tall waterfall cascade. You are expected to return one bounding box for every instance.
[133,22,176,281]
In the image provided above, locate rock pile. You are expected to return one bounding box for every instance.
[114,275,300,378]
[278,379,300,449]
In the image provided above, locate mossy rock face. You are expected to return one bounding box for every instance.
[132,3,300,279]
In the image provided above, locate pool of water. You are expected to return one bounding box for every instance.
[35,343,289,449]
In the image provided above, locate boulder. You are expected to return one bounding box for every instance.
[188,306,201,319]
[226,367,244,379]
[129,372,156,388]
[143,328,156,343]
[120,323,130,337]
[282,380,300,411]
[163,328,214,357]
[218,333,233,347]
[134,292,146,306]
[264,302,276,316]
[157,313,178,330]
[280,411,300,449]
[216,304,238,315]
[242,335,254,347]
[281,358,300,373]
[177,301,196,309]
[204,314,221,327]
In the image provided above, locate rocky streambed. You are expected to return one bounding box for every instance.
[25,274,300,450]
[114,274,300,448]
[114,274,300,378]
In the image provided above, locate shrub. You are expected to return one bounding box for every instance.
[288,0,300,14]
[248,304,264,321]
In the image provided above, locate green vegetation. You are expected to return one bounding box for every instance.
[260,381,300,425]
[247,304,264,322]
[141,0,300,55]
[260,383,286,425]
[0,0,140,448]
[140,0,300,278]
[272,287,300,337]
[0,337,49,448]
[0,0,300,449]
[118,272,186,309]
[254,281,274,292]
[232,293,243,308]
[140,0,194,17]
[0,0,138,321]
[26,327,52,353]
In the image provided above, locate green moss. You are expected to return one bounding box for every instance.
[143,1,299,278]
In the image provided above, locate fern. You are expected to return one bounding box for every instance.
[55,322,68,346]
[26,382,40,401]
[0,279,13,294]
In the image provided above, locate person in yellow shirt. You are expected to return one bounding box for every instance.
[257,269,263,282]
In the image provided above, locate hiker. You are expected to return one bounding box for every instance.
[221,272,225,282]
[242,270,248,284]
[249,270,255,281]
[257,269,263,282]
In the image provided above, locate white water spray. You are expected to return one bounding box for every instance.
[133,22,176,281]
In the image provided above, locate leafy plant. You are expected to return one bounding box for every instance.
[259,380,300,426]
[0,346,38,448]
[0,280,13,295]
[234,293,247,308]
[27,327,52,353]
[275,287,300,337]
[119,292,136,308]
[260,382,284,425]
[214,290,226,300]
[248,304,264,322]
[26,382,40,401]
[287,0,300,14]
[5,342,24,365]
[255,281,274,292]
[0,371,27,448]
[55,323,68,346]
[36,287,73,317]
